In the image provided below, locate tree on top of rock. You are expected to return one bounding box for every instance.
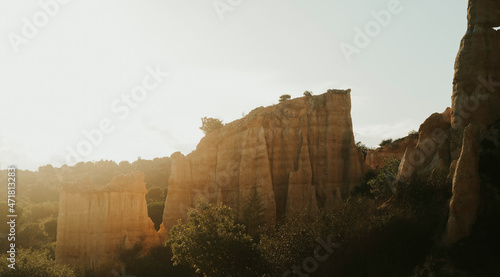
[200,117,224,135]
[279,94,291,103]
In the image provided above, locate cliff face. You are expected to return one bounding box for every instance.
[55,172,162,269]
[365,136,418,171]
[451,0,500,156]
[162,90,365,233]
[397,0,500,246]
[445,124,481,245]
[397,108,452,180]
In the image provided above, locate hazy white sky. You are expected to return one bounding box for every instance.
[0,0,467,170]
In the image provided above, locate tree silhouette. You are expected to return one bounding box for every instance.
[242,186,265,235]
[279,94,291,102]
[200,117,224,135]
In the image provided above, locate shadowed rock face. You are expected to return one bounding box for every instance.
[397,108,452,181]
[467,0,500,28]
[451,0,500,139]
[399,0,500,182]
[55,172,162,270]
[397,0,500,246]
[162,90,365,233]
[445,124,480,245]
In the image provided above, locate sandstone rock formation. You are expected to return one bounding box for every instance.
[444,124,481,245]
[365,136,418,171]
[397,108,452,181]
[451,0,500,156]
[396,0,500,246]
[162,90,365,233]
[56,172,162,269]
[399,0,500,182]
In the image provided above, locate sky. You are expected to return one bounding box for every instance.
[0,0,468,170]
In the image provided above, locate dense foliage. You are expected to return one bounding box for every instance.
[168,201,263,277]
[367,157,400,199]
[148,201,165,231]
[0,156,172,275]
[0,248,76,277]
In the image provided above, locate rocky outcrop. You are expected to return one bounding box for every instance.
[365,136,418,171]
[55,172,162,269]
[162,90,365,233]
[397,108,452,180]
[451,0,500,157]
[399,0,500,183]
[445,124,480,245]
[396,0,500,246]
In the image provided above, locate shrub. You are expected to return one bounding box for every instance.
[23,201,58,223]
[279,94,291,102]
[120,245,197,277]
[147,201,165,231]
[0,248,76,277]
[17,223,49,249]
[408,130,419,139]
[379,138,393,147]
[200,117,223,135]
[146,187,166,203]
[356,141,373,158]
[303,91,313,97]
[168,201,262,276]
[367,158,400,199]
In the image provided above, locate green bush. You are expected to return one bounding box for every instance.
[147,201,165,231]
[168,201,262,277]
[146,187,166,203]
[379,138,393,147]
[200,117,223,135]
[120,244,198,277]
[367,158,401,199]
[17,223,49,249]
[408,129,419,139]
[23,201,58,223]
[279,94,291,102]
[356,141,373,158]
[0,248,76,277]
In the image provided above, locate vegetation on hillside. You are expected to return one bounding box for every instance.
[0,156,172,276]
